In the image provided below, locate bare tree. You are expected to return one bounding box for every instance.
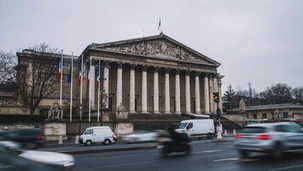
[0,50,17,83]
[259,83,292,104]
[292,86,303,104]
[11,44,60,115]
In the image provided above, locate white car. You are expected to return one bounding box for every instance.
[0,140,75,170]
[122,130,161,143]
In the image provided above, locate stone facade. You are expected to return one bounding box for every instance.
[10,34,223,120]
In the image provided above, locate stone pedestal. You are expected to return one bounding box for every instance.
[114,123,133,136]
[44,122,68,141]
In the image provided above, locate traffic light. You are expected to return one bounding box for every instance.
[213,92,219,103]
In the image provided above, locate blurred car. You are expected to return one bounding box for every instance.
[0,140,75,171]
[122,130,161,143]
[3,129,46,149]
[0,150,57,171]
[290,120,303,128]
[234,122,303,159]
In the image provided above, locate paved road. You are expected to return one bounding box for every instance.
[72,141,303,171]
[40,136,234,154]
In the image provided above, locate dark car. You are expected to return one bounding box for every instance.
[3,129,46,149]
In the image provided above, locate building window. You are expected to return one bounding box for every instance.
[283,112,288,118]
[262,113,267,119]
[192,99,196,113]
[109,96,113,112]
[253,114,257,119]
[2,100,7,107]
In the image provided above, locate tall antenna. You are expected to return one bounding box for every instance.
[248,82,252,97]
[143,29,145,37]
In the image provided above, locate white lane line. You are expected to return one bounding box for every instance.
[268,164,303,171]
[192,150,223,154]
[99,160,157,168]
[213,158,239,162]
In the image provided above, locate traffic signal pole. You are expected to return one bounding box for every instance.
[213,92,223,140]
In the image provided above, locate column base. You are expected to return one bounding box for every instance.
[153,111,161,114]
[129,110,136,114]
[204,111,211,114]
[164,112,171,114]
[174,111,182,115]
[141,110,149,114]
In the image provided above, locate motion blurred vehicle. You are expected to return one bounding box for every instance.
[0,140,75,170]
[234,122,303,159]
[0,150,57,171]
[2,129,45,149]
[157,133,192,157]
[290,120,303,128]
[122,130,161,143]
[79,126,116,146]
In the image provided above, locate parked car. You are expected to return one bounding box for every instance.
[234,122,303,159]
[0,140,75,171]
[3,129,45,149]
[122,130,161,143]
[79,126,116,146]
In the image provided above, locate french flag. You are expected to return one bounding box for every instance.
[78,55,83,85]
[158,17,161,31]
[87,59,91,85]
[58,51,63,82]
[96,60,100,87]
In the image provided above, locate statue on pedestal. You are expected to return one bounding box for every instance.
[239,98,245,112]
[101,90,108,107]
[50,100,61,119]
[116,103,128,119]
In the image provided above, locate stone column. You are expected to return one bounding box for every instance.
[165,68,171,114]
[153,67,160,114]
[204,73,210,114]
[116,63,123,110]
[185,71,191,114]
[103,62,110,108]
[209,74,214,113]
[213,75,218,113]
[129,64,136,113]
[141,66,148,113]
[195,72,201,114]
[91,65,95,110]
[175,70,181,114]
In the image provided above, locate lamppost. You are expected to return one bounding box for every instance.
[78,104,82,134]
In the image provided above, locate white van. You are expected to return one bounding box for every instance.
[79,126,116,146]
[175,119,215,139]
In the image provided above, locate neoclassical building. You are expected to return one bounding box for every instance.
[13,34,223,118]
[81,33,223,115]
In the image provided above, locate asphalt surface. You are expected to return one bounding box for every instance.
[39,135,236,155]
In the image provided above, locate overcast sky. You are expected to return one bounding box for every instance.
[1,0,302,93]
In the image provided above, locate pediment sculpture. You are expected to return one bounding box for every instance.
[103,40,211,64]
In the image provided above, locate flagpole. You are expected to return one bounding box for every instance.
[88,58,91,122]
[70,53,73,122]
[97,60,100,122]
[59,50,63,118]
[80,55,83,121]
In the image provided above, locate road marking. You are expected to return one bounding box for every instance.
[99,160,157,168]
[268,164,303,171]
[192,150,223,154]
[213,158,239,162]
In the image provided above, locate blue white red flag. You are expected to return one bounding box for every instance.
[78,55,83,85]
[97,60,100,87]
[87,59,91,85]
[58,52,63,82]
[68,60,72,83]
[158,18,161,31]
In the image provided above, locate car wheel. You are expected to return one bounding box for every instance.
[239,150,249,158]
[85,140,92,146]
[103,139,111,145]
[272,143,284,160]
[207,133,212,139]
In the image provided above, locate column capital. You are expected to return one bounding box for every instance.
[175,69,181,74]
[195,71,201,76]
[165,68,170,74]
[186,70,191,75]
[154,66,159,72]
[104,61,111,69]
[130,63,136,70]
[117,62,123,68]
[142,65,148,71]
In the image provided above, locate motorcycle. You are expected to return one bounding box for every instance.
[157,135,192,157]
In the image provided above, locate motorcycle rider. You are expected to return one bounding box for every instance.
[167,125,187,147]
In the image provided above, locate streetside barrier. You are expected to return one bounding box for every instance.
[58,136,63,145]
[75,135,79,144]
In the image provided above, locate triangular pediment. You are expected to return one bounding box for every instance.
[91,34,220,66]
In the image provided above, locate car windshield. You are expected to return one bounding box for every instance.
[241,127,266,133]
[293,121,303,128]
[177,123,188,129]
